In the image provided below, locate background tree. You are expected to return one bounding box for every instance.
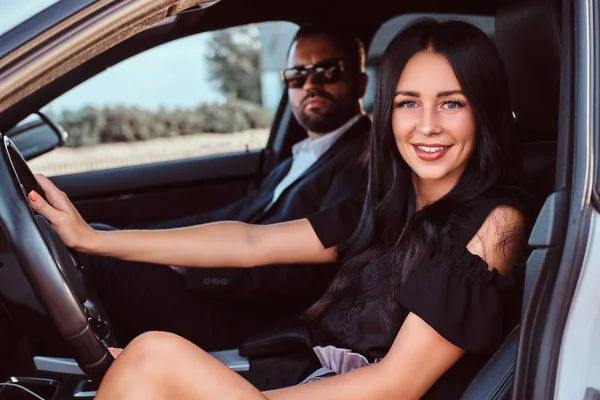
[205,25,262,104]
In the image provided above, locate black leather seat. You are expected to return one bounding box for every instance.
[521,141,557,207]
[498,0,562,205]
[461,0,562,398]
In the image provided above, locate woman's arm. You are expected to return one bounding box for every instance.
[86,219,335,268]
[28,174,336,268]
[264,312,465,400]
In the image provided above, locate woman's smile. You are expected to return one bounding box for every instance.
[411,143,453,161]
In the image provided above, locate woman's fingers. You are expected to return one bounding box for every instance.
[108,347,124,359]
[28,190,64,225]
[27,176,93,249]
[33,173,73,212]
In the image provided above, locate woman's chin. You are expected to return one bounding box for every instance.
[412,169,448,182]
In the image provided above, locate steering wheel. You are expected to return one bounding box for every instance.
[0,135,114,382]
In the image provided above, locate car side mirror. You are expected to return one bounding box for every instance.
[5,111,67,161]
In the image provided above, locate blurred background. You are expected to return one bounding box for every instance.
[26,21,300,175]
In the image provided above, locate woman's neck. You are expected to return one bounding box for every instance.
[412,169,464,210]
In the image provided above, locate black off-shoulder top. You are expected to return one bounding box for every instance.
[305,186,534,398]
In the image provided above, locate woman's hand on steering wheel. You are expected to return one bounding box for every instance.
[108,347,124,359]
[28,173,97,252]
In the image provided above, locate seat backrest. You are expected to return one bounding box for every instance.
[495,0,562,144]
[499,0,562,206]
[461,326,521,400]
[521,141,558,207]
[461,1,562,398]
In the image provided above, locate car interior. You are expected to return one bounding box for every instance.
[0,0,571,398]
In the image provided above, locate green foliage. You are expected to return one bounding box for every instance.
[58,100,273,148]
[205,25,262,103]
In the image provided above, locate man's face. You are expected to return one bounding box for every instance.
[285,35,363,134]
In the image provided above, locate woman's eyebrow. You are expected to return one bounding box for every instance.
[395,90,420,97]
[437,89,463,97]
[394,89,464,97]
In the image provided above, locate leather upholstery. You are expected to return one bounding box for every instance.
[461,326,521,400]
[521,141,558,205]
[495,0,562,142]
[239,318,306,358]
[461,1,562,398]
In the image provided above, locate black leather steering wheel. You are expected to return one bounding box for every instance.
[0,135,113,382]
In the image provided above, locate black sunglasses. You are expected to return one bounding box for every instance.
[280,60,346,89]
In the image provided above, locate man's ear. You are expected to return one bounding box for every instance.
[357,72,369,99]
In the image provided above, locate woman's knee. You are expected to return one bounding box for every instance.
[98,332,187,394]
[123,331,187,365]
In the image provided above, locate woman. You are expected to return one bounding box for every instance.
[29,19,536,399]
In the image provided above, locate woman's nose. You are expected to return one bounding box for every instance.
[415,109,441,135]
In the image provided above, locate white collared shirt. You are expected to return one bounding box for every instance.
[267,113,364,208]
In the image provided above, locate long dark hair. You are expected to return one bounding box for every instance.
[304,19,521,329]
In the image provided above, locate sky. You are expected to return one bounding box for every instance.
[0,0,60,37]
[1,1,225,113]
[43,34,225,113]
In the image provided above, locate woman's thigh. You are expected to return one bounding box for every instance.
[97,331,268,400]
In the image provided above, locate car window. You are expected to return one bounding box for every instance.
[0,0,61,37]
[363,13,495,113]
[30,21,299,176]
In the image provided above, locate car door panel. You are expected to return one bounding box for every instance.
[51,150,265,227]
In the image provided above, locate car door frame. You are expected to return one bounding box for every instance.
[512,0,598,398]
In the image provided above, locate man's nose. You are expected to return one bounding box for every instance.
[302,71,323,90]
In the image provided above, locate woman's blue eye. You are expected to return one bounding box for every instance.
[441,100,465,110]
[394,100,418,109]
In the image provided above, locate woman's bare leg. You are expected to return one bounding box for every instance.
[95,331,267,400]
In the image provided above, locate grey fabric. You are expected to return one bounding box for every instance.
[298,345,381,384]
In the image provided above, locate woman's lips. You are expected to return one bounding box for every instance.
[412,144,452,161]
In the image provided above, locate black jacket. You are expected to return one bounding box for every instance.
[155,115,370,301]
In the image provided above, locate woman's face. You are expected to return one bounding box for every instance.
[392,51,476,185]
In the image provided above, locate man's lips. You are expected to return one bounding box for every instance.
[303,97,331,109]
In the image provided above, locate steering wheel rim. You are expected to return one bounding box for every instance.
[0,135,113,382]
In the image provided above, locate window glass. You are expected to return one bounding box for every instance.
[32,21,299,176]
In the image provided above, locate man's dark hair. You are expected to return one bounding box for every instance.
[288,25,366,72]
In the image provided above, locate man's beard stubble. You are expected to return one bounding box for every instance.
[295,89,353,134]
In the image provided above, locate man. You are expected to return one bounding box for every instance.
[84,25,371,352]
